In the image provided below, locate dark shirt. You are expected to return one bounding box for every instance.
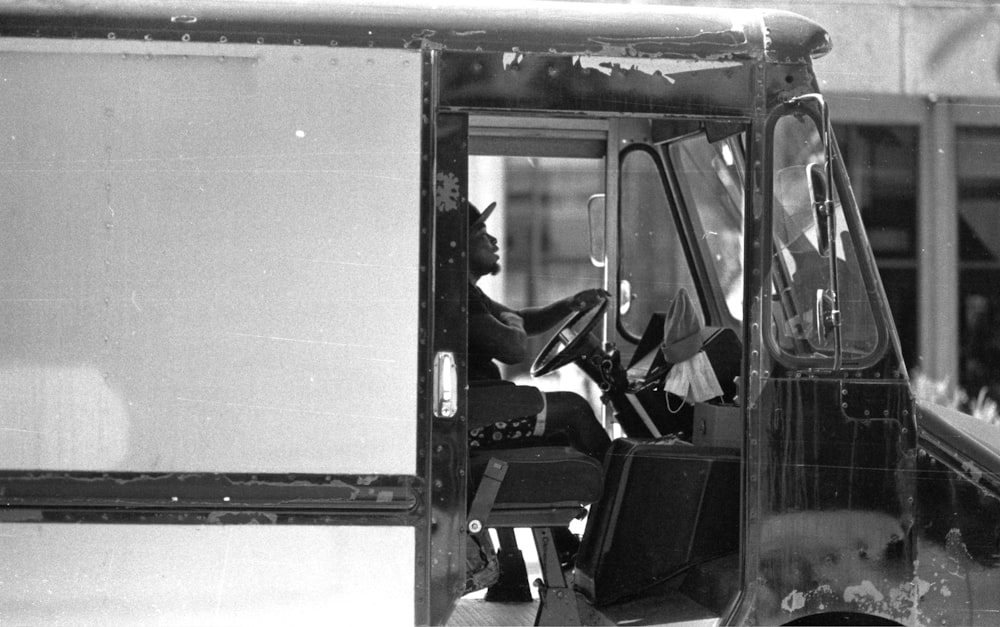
[468,284,504,382]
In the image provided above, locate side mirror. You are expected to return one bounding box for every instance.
[807,162,832,257]
[587,193,606,268]
[815,288,840,346]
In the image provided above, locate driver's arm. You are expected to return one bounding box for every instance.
[469,288,609,365]
[517,288,610,335]
[469,307,528,365]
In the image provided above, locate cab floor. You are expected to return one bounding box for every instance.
[447,598,538,627]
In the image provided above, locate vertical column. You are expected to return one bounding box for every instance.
[469,157,507,302]
[426,108,471,624]
[918,98,959,382]
[604,119,621,342]
[602,120,622,434]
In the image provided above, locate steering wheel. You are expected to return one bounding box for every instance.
[530,296,609,377]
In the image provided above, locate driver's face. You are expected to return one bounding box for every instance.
[470,224,500,277]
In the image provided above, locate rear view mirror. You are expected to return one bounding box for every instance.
[587,193,606,268]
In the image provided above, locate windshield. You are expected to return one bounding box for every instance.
[769,113,879,364]
[668,133,745,322]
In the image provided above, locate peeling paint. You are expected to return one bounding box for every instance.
[913,570,932,597]
[756,511,915,623]
[944,527,974,565]
[586,26,750,62]
[444,49,759,118]
[843,580,884,604]
[436,171,460,214]
[571,54,742,80]
[961,458,984,484]
[781,589,806,613]
[206,510,279,524]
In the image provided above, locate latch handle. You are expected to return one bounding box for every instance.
[433,351,457,418]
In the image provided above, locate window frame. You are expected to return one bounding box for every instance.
[763,103,890,371]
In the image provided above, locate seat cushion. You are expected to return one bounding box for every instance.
[469,446,603,508]
[468,383,545,429]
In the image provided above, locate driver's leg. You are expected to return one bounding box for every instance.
[468,415,537,452]
[467,390,610,461]
[537,391,608,570]
[538,391,611,461]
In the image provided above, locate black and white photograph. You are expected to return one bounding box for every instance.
[1,1,999,625]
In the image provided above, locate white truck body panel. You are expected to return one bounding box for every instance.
[0,40,422,475]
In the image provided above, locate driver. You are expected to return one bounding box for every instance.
[467,201,611,461]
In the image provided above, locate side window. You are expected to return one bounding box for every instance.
[769,113,879,364]
[619,146,702,340]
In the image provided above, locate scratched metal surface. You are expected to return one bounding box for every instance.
[0,0,828,63]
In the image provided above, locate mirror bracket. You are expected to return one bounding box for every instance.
[815,288,840,340]
[791,93,843,368]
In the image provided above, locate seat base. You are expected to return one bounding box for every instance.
[468,446,602,626]
[531,526,582,626]
[485,528,533,603]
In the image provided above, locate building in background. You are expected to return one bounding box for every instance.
[782,0,1000,404]
[472,0,1000,405]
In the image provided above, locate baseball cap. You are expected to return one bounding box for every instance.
[469,201,497,229]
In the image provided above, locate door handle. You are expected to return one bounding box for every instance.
[433,351,458,418]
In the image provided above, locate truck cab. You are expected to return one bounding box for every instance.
[0,2,998,625]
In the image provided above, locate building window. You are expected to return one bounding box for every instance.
[501,156,606,380]
[957,127,1000,400]
[833,124,919,368]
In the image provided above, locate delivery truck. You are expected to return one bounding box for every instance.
[0,1,998,625]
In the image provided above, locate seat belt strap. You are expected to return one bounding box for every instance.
[468,457,508,532]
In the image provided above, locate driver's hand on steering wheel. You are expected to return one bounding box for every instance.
[568,288,611,312]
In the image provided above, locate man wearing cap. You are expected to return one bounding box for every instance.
[466,201,610,460]
[463,200,611,593]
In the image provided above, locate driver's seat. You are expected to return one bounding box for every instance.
[467,384,604,625]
